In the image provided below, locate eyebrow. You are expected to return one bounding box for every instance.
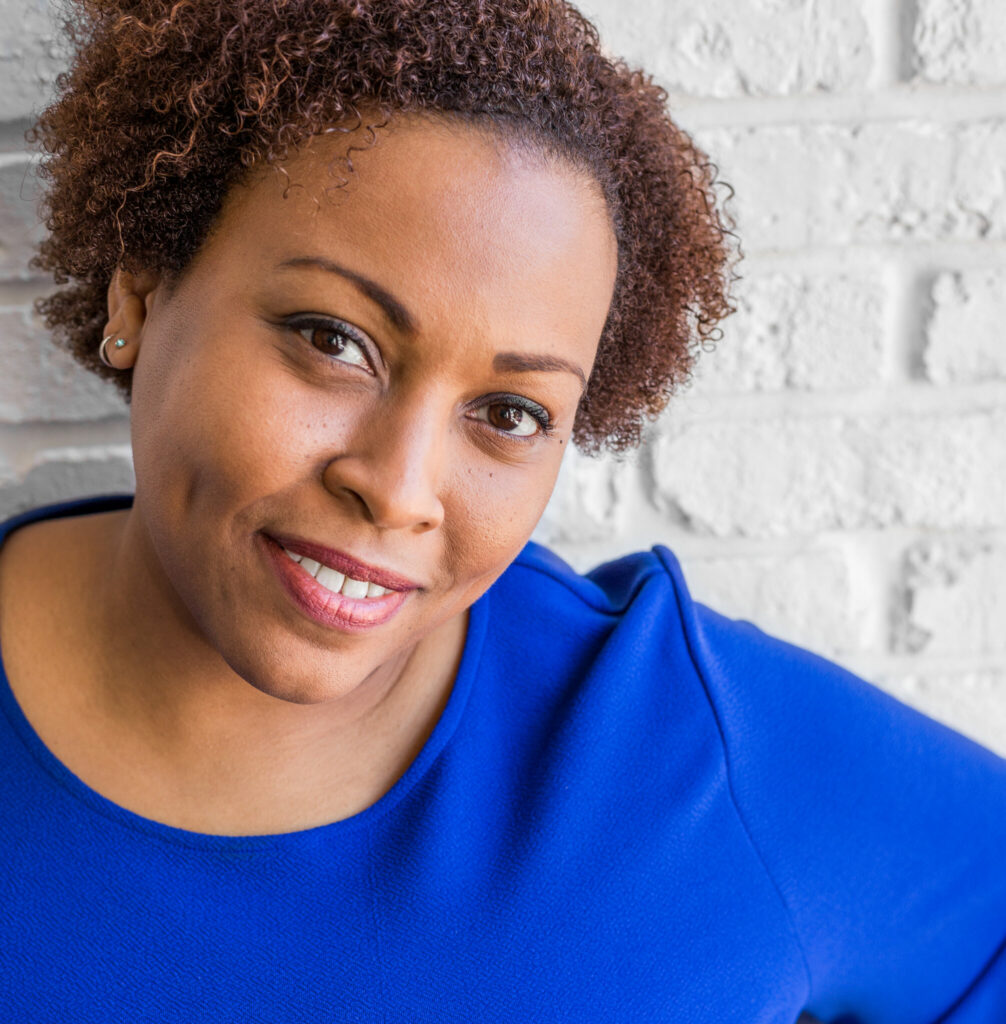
[277,255,587,392]
[276,256,418,335]
[493,352,588,394]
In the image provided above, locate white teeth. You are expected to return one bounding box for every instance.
[341,576,370,600]
[282,547,390,600]
[299,557,321,578]
[315,565,346,593]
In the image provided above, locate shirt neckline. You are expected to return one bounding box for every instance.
[0,493,489,852]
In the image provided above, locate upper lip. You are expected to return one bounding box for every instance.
[265,532,422,592]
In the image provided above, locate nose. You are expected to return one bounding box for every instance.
[321,390,446,533]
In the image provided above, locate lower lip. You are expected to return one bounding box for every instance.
[259,534,412,632]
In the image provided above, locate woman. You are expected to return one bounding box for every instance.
[0,1,1003,1020]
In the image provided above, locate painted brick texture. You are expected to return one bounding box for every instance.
[2,0,1006,754]
[0,0,61,120]
[914,0,1006,86]
[0,159,43,279]
[925,270,1006,383]
[653,410,1006,537]
[581,0,873,98]
[0,304,125,421]
[688,271,889,394]
[696,120,1006,251]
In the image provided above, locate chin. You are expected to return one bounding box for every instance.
[254,674,360,706]
[220,647,361,706]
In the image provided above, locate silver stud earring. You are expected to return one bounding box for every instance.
[98,335,128,368]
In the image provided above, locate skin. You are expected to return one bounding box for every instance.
[0,117,618,835]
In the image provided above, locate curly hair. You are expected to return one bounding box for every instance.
[28,0,736,453]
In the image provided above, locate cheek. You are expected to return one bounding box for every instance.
[442,457,559,591]
[131,331,340,504]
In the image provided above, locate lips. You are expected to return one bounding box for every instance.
[265,532,421,592]
[259,533,416,632]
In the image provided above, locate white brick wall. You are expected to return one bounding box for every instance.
[2,0,1005,755]
[687,271,889,394]
[0,0,63,121]
[571,0,874,97]
[914,0,1006,86]
[925,269,1006,382]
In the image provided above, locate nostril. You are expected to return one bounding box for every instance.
[344,487,375,522]
[321,456,442,532]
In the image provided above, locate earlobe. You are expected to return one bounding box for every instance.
[101,268,160,370]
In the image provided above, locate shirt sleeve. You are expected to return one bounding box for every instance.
[661,550,1006,1023]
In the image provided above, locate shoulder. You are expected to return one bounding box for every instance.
[499,539,771,679]
[0,494,134,702]
[0,495,133,606]
[490,540,695,664]
[488,538,796,736]
[499,538,1006,779]
[488,541,1006,1016]
[0,494,133,551]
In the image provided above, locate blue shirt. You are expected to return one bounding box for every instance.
[1,495,1005,1022]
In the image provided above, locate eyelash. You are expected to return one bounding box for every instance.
[287,315,375,374]
[283,314,555,442]
[473,393,556,441]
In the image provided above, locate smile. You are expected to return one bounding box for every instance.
[260,534,415,632]
[282,548,392,599]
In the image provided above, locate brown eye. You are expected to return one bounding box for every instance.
[473,402,542,438]
[292,320,373,373]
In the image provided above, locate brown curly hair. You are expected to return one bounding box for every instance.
[28,0,736,453]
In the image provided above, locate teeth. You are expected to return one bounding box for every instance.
[341,576,370,599]
[282,547,391,600]
[315,565,346,593]
[299,557,321,577]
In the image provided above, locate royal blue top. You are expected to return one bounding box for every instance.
[1,494,1005,1022]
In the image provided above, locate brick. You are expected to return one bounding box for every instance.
[577,0,872,97]
[0,0,63,120]
[879,669,1006,759]
[0,158,43,280]
[0,445,134,521]
[894,537,1006,657]
[0,447,13,488]
[924,269,1006,384]
[913,0,1006,86]
[0,122,31,156]
[696,120,1006,252]
[690,271,888,394]
[652,410,1006,538]
[678,546,870,658]
[0,305,126,422]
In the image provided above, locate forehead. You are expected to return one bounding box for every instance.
[200,117,618,354]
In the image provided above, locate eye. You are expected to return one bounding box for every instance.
[290,317,374,374]
[471,396,554,440]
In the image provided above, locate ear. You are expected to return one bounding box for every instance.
[102,268,162,370]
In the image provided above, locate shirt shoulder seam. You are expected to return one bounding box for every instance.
[652,545,815,1003]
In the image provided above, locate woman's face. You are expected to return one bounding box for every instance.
[121,118,618,703]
